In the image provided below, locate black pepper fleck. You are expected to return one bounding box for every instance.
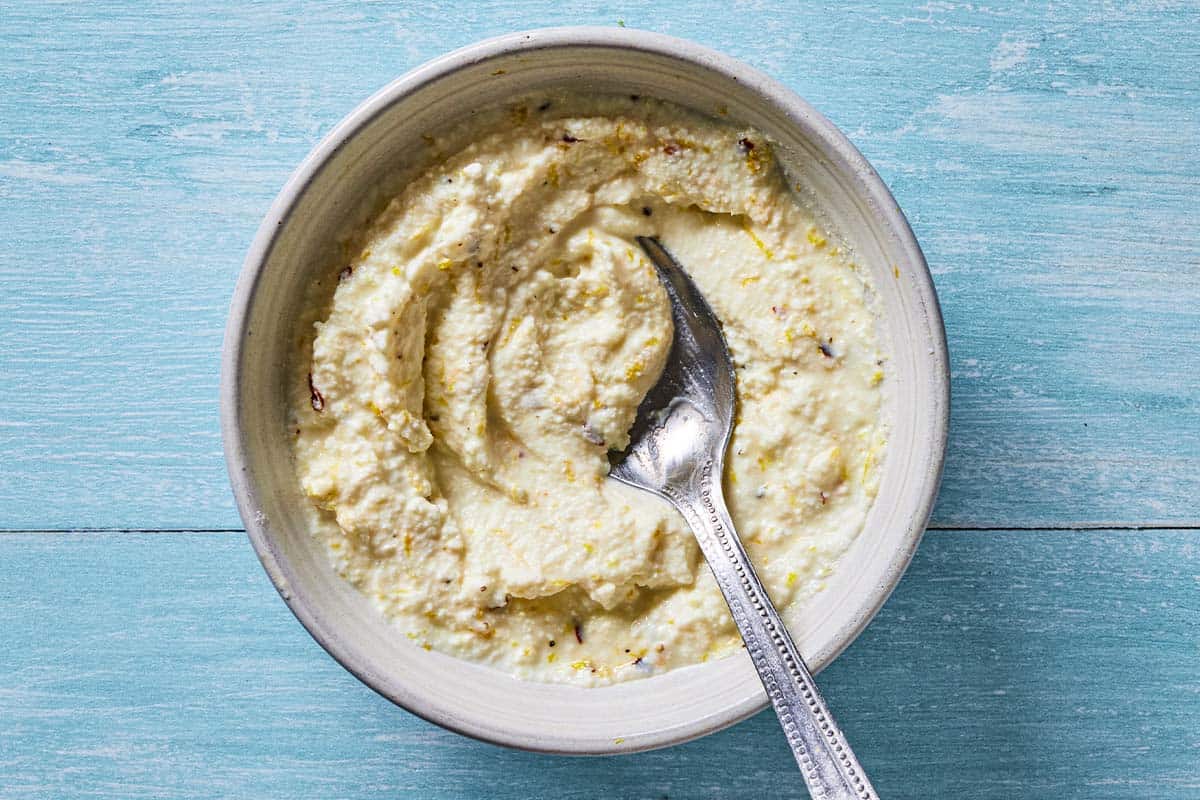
[642,206,652,216]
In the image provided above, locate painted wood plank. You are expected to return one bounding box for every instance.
[1,1,1197,530]
[1,529,1196,798]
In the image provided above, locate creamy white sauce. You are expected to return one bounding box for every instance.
[292,94,886,685]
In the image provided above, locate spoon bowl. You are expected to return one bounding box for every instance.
[608,237,735,496]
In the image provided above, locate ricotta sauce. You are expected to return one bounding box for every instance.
[292,94,886,685]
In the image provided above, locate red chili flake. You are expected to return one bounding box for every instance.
[307,373,325,412]
[662,143,680,155]
[738,137,755,153]
[561,133,579,143]
[574,622,584,644]
[339,266,353,281]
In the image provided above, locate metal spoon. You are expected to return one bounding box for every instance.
[609,237,877,800]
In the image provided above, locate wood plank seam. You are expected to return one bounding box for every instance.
[2,526,1198,534]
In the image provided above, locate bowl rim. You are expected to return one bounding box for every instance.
[221,25,949,754]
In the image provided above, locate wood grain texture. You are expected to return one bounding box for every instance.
[1,529,1196,799]
[0,1,1197,529]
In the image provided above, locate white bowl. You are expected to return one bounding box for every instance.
[221,27,949,755]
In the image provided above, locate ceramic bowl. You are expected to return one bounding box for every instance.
[221,26,949,755]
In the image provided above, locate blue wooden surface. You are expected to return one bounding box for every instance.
[1,2,1198,798]
[3,530,1198,799]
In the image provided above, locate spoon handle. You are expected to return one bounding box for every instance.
[673,466,877,800]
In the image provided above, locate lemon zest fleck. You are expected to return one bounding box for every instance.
[742,222,774,259]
